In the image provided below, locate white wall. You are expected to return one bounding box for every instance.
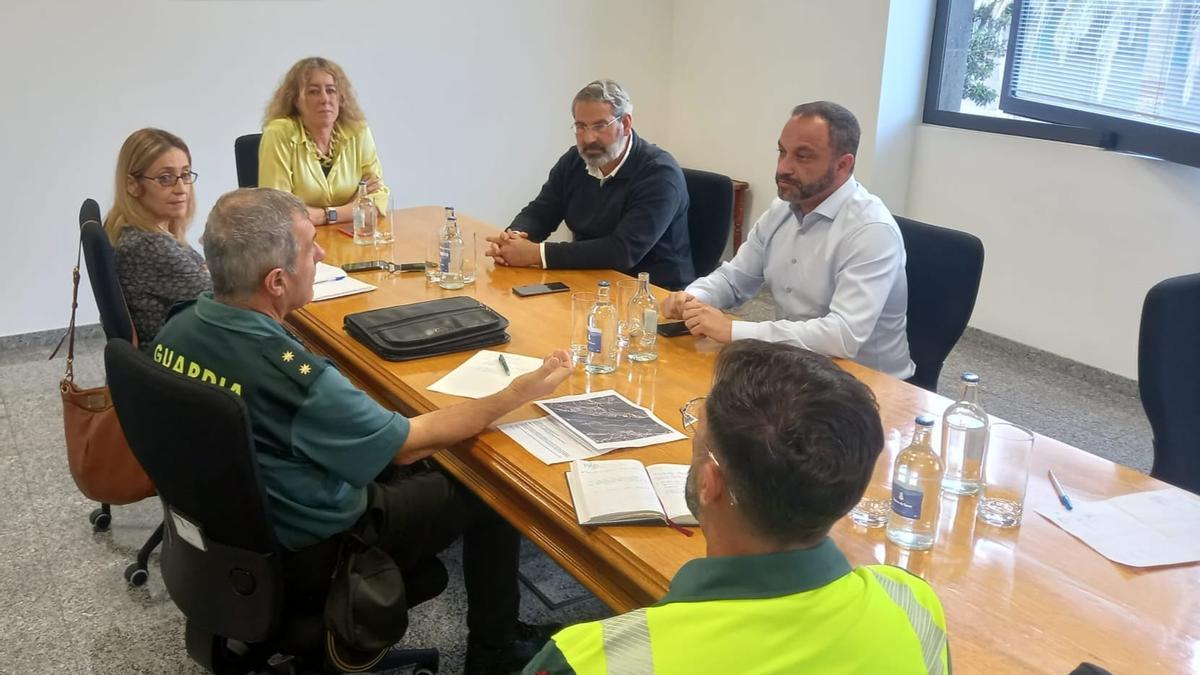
[664,0,895,227]
[908,125,1200,378]
[0,0,674,337]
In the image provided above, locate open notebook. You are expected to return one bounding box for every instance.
[311,261,374,301]
[565,459,697,527]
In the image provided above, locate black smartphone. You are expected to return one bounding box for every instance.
[512,282,570,297]
[342,260,391,273]
[342,261,426,273]
[657,320,690,337]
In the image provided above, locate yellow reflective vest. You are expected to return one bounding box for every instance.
[524,539,949,674]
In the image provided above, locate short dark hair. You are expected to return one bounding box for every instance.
[791,101,861,158]
[705,340,883,545]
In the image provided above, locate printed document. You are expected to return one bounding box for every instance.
[1038,488,1200,568]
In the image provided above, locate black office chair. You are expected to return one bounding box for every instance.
[77,199,165,585]
[235,133,262,188]
[1138,272,1200,495]
[895,216,985,392]
[681,168,734,277]
[105,339,439,674]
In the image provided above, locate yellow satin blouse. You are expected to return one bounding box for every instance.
[257,116,390,214]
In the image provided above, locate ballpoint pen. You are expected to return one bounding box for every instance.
[1047,469,1073,510]
[498,354,511,376]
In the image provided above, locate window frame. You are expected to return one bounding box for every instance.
[923,0,1200,168]
[998,0,1200,167]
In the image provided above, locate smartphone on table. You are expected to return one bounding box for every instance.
[657,320,690,337]
[512,282,570,297]
[342,261,426,273]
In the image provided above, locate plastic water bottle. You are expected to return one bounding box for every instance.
[941,372,989,495]
[437,207,464,290]
[585,281,618,374]
[351,179,376,246]
[886,415,943,551]
[626,272,658,362]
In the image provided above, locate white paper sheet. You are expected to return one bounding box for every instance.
[311,275,375,302]
[428,350,544,399]
[499,416,609,464]
[314,261,347,284]
[534,390,686,451]
[1038,488,1200,568]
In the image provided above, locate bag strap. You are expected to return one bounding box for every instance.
[50,236,85,382]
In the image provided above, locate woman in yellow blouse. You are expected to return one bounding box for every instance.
[259,57,389,226]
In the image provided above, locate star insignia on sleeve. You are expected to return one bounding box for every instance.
[298,363,312,375]
[282,351,295,362]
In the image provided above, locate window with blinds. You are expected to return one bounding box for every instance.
[925,0,1200,167]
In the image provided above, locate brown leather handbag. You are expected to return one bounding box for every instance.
[56,238,154,505]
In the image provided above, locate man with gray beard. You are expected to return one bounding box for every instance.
[661,102,915,379]
[486,79,695,290]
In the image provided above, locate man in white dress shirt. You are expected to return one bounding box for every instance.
[660,101,915,379]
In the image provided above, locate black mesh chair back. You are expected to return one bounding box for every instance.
[105,338,281,644]
[682,168,734,277]
[1138,272,1200,494]
[235,133,262,188]
[896,216,984,392]
[80,212,135,342]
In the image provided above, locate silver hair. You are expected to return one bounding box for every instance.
[572,79,634,119]
[201,188,305,301]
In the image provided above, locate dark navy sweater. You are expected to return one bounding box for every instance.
[509,132,695,290]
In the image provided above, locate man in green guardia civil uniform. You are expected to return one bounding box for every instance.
[524,340,950,674]
[154,188,573,674]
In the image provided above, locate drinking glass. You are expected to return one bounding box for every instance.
[462,232,478,284]
[849,428,903,527]
[424,226,442,283]
[570,292,597,367]
[375,194,394,245]
[977,423,1035,527]
[614,279,639,355]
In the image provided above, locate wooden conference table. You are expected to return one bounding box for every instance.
[289,207,1198,674]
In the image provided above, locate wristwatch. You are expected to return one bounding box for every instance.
[325,207,337,224]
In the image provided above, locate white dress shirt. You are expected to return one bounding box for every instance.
[686,177,915,379]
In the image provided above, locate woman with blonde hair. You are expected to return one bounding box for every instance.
[103,128,211,343]
[259,57,389,226]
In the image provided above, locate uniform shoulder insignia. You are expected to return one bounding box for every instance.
[260,337,328,387]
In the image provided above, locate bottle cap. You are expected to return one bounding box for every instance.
[915,414,936,427]
[961,372,980,383]
[598,281,610,287]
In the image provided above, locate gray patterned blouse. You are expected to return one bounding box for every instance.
[113,226,212,343]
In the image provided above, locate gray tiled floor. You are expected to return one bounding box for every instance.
[0,316,1154,674]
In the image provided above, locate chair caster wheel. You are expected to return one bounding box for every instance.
[125,563,149,586]
[90,508,112,532]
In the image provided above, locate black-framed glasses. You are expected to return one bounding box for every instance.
[680,396,738,506]
[571,115,622,135]
[134,171,198,188]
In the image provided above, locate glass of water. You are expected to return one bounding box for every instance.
[462,232,478,284]
[614,278,639,354]
[977,423,1035,527]
[849,428,903,527]
[424,226,442,284]
[569,292,597,367]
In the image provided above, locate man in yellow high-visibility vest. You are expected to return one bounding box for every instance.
[525,340,950,675]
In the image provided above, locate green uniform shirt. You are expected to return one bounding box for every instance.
[524,538,950,674]
[152,293,409,550]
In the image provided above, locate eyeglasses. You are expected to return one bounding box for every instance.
[571,115,623,135]
[134,171,199,188]
[680,396,739,506]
